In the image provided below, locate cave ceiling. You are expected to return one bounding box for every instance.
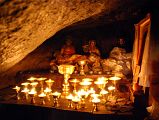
[0,0,149,83]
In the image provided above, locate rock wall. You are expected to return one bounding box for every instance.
[0,0,107,73]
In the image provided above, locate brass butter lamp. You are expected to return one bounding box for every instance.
[91,95,101,112]
[51,91,61,107]
[94,77,108,90]
[78,60,86,75]
[37,77,47,92]
[109,76,121,86]
[28,89,37,104]
[13,86,21,100]
[70,78,80,94]
[66,94,74,108]
[58,64,75,97]
[45,79,54,90]
[27,77,37,82]
[38,92,46,105]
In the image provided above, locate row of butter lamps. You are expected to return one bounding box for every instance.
[13,75,121,111]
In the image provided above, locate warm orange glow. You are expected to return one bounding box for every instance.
[72,96,80,102]
[21,82,30,86]
[78,60,86,65]
[45,79,54,83]
[100,89,108,95]
[92,97,100,103]
[82,78,93,82]
[66,94,74,100]
[37,77,47,81]
[30,82,38,86]
[29,89,37,95]
[27,77,37,81]
[94,78,107,85]
[13,86,20,92]
[80,81,92,86]
[109,76,121,81]
[97,77,108,81]
[91,94,100,103]
[52,92,61,97]
[91,93,100,98]
[58,64,75,74]
[38,92,46,97]
[77,89,88,97]
[21,88,29,93]
[44,87,52,93]
[70,78,80,83]
[108,86,115,91]
[88,87,95,94]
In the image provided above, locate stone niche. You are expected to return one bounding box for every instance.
[0,0,149,89]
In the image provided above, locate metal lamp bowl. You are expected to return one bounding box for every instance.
[58,64,75,74]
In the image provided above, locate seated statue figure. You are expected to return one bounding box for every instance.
[83,40,101,56]
[55,37,85,65]
[87,53,102,74]
[60,38,76,57]
[56,38,76,64]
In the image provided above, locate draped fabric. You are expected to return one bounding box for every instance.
[139,24,151,87]
[132,14,151,87]
[132,25,140,84]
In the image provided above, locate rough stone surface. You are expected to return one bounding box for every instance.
[0,0,106,73]
[0,0,149,88]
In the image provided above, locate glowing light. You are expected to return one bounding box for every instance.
[108,86,115,91]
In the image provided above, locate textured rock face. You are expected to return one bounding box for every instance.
[0,0,107,73]
[0,0,149,88]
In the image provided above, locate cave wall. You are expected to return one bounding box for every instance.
[0,0,108,73]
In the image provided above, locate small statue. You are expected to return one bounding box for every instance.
[88,53,102,74]
[60,38,76,57]
[50,59,58,73]
[57,37,76,64]
[118,38,126,49]
[83,40,101,56]
[53,37,85,65]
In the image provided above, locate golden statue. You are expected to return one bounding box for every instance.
[60,39,76,57]
[55,37,84,65]
[83,40,101,56]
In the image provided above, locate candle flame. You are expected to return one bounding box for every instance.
[92,97,100,103]
[44,87,52,93]
[21,82,30,86]
[38,92,46,97]
[108,86,115,91]
[52,91,61,97]
[45,79,54,83]
[66,94,73,100]
[80,81,92,86]
[21,88,29,93]
[109,76,121,81]
[70,78,80,83]
[100,89,108,95]
[29,89,37,95]
[88,87,95,94]
[13,86,20,91]
[30,82,38,86]
[37,77,47,81]
[27,77,37,81]
[72,96,80,102]
[77,89,88,97]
